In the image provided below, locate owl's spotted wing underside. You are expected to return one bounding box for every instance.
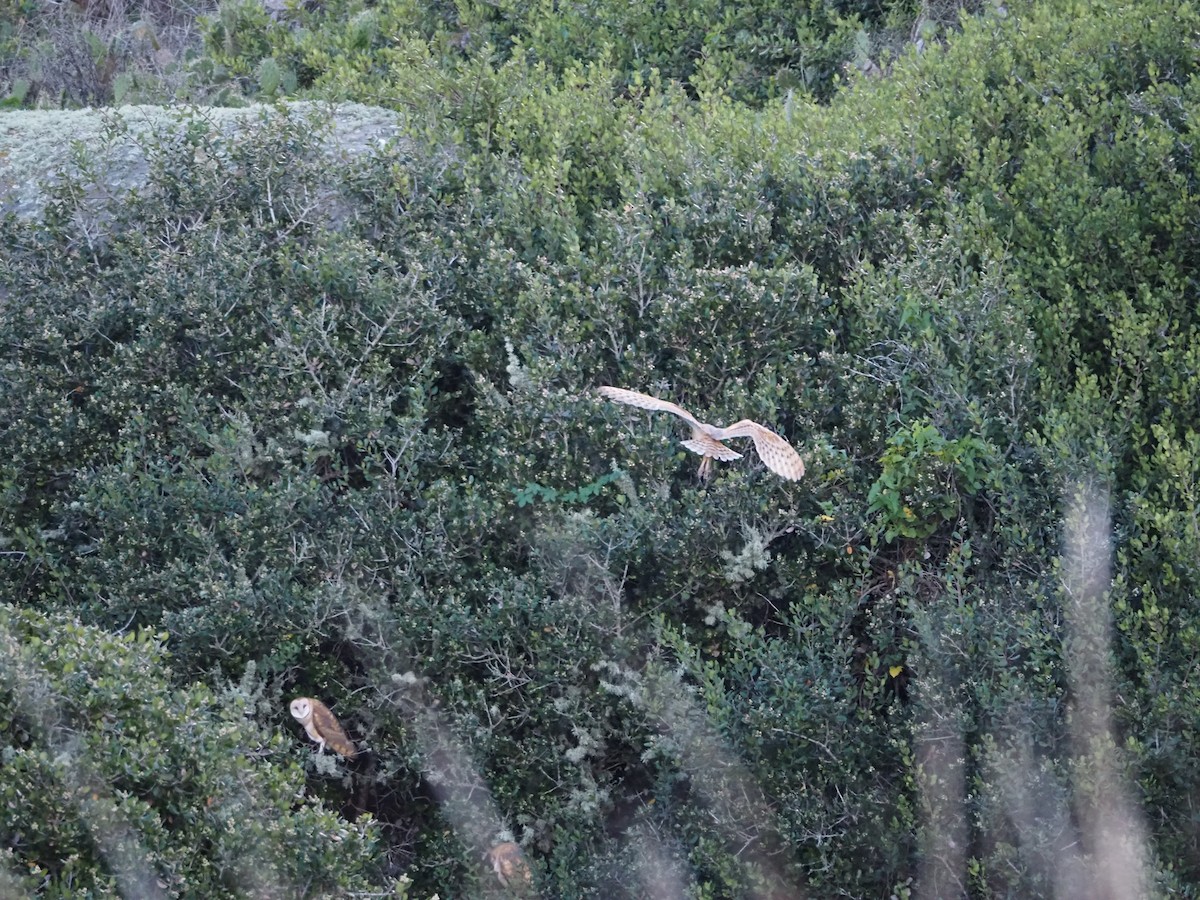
[598,385,804,480]
[712,420,806,480]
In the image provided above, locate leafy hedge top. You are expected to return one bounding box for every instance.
[0,101,408,219]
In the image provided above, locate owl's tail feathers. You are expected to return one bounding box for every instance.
[681,437,743,461]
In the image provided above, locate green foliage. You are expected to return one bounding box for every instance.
[0,604,382,896]
[193,0,943,110]
[5,0,1200,895]
[0,0,210,108]
[203,0,276,79]
[0,107,462,675]
[514,469,625,508]
[867,420,991,541]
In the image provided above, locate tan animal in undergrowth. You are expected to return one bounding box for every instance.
[487,841,532,890]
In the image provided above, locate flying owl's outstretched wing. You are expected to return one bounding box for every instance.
[597,386,704,429]
[711,420,806,480]
[598,385,803,481]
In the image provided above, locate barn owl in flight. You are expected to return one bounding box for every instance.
[598,386,805,481]
[289,697,358,759]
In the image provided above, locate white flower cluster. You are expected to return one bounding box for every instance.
[720,526,771,584]
[593,659,644,708]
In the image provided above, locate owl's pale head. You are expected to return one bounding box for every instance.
[289,697,312,721]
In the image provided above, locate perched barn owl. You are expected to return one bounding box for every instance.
[487,841,532,888]
[597,385,805,481]
[289,697,357,759]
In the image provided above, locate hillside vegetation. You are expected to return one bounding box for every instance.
[3,0,1200,896]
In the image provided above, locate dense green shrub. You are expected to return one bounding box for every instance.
[196,0,972,109]
[0,0,218,108]
[4,0,1200,895]
[1,108,463,670]
[0,603,382,896]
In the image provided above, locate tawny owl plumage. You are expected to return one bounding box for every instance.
[597,386,805,481]
[487,841,532,888]
[289,697,357,759]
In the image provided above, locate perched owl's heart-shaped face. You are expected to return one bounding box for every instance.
[290,698,311,721]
